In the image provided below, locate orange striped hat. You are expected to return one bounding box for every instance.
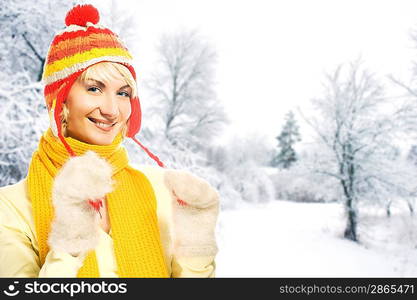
[42,4,165,167]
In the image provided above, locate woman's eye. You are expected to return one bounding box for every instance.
[118,91,131,97]
[87,86,101,93]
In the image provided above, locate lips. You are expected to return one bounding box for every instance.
[87,117,117,131]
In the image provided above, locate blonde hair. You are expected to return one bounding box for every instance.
[61,62,137,137]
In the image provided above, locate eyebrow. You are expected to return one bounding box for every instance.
[85,78,130,90]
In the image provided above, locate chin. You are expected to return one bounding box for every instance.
[69,128,119,146]
[86,132,118,146]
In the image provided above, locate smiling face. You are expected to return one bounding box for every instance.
[65,64,134,146]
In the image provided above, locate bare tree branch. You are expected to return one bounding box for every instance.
[146,30,227,151]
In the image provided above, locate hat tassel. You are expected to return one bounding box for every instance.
[131,136,165,168]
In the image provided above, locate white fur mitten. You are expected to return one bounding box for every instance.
[48,151,114,257]
[164,169,219,257]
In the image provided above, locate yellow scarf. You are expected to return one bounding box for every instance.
[27,128,169,277]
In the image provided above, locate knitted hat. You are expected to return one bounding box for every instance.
[42,4,164,167]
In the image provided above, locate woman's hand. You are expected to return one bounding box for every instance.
[48,151,114,257]
[163,169,219,257]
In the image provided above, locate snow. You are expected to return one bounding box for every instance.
[215,200,417,277]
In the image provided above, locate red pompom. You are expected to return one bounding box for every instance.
[65,4,100,27]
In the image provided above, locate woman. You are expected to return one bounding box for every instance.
[0,4,219,278]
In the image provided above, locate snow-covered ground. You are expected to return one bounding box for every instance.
[215,200,417,277]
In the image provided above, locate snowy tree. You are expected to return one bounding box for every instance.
[402,145,417,215]
[145,30,228,153]
[0,72,48,186]
[300,59,417,242]
[388,25,417,139]
[386,27,417,216]
[271,110,301,169]
[0,0,77,81]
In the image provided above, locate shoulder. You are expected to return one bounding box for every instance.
[0,179,28,201]
[0,178,34,235]
[0,179,30,213]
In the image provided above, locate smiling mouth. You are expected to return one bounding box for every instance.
[87,117,117,129]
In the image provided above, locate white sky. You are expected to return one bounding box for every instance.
[119,0,417,148]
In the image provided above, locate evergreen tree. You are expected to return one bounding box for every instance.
[271,110,301,169]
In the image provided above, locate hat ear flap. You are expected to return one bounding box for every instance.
[126,96,142,138]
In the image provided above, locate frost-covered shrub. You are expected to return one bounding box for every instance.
[229,160,275,203]
[205,134,277,208]
[0,72,48,186]
[270,162,339,203]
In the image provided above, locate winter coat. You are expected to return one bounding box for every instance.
[0,165,216,278]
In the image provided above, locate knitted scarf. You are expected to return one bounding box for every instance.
[27,128,169,277]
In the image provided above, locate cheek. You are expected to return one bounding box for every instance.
[121,101,132,121]
[66,96,95,120]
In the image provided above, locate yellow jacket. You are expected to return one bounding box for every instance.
[0,165,216,278]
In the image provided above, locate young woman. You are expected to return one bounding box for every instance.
[0,4,219,278]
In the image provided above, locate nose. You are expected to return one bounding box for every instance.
[100,93,119,119]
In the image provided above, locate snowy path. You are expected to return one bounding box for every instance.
[215,200,417,277]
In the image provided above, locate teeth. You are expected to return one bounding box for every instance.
[88,117,114,128]
[97,122,112,128]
